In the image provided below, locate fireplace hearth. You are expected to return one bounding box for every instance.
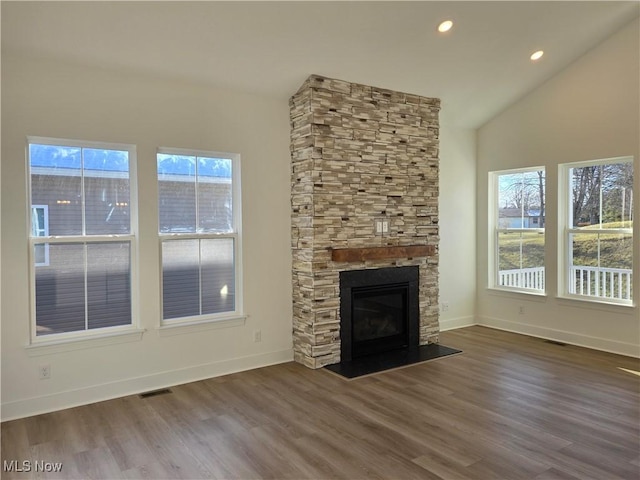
[326,265,461,379]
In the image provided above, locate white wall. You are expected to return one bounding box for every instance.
[476,18,640,356]
[439,126,477,331]
[1,55,294,420]
[0,52,479,419]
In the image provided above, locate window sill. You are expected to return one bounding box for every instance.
[25,329,146,357]
[556,295,635,312]
[487,287,547,301]
[157,315,247,337]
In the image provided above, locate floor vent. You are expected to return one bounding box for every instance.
[544,340,567,346]
[139,388,172,399]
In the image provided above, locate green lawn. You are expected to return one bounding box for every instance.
[498,222,633,271]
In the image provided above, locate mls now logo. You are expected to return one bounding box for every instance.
[3,460,63,473]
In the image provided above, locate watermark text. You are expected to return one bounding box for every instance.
[3,460,63,473]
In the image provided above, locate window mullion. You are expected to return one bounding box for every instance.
[81,148,89,331]
[596,233,602,296]
[598,164,603,228]
[199,239,203,316]
[84,243,89,332]
[33,234,135,244]
[81,147,86,236]
[195,156,200,232]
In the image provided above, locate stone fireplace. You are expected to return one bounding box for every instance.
[290,75,440,368]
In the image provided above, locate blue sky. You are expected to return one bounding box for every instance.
[30,144,231,178]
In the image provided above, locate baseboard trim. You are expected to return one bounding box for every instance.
[439,316,477,331]
[1,348,294,422]
[477,315,640,358]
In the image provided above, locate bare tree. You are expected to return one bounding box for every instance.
[572,163,633,226]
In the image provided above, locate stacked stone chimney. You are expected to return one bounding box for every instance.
[290,75,440,368]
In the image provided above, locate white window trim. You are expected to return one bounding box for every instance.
[558,156,634,306]
[489,166,546,295]
[26,136,140,345]
[25,328,146,357]
[157,147,243,326]
[156,315,246,337]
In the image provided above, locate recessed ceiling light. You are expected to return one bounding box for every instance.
[438,20,453,33]
[530,50,544,61]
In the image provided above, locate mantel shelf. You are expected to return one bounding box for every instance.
[330,245,436,263]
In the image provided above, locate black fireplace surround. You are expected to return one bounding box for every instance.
[339,266,419,362]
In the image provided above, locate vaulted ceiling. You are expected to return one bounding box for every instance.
[2,1,638,128]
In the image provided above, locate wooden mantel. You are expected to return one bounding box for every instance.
[330,245,436,263]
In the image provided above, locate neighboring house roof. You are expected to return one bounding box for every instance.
[29,144,232,178]
[499,208,541,218]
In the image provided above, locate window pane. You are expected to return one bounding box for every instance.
[158,154,197,233]
[84,149,130,235]
[570,232,633,301]
[34,244,48,265]
[87,242,131,329]
[498,171,545,229]
[570,162,633,229]
[32,206,47,236]
[32,206,50,266]
[497,231,545,290]
[162,239,200,319]
[201,238,235,314]
[30,144,82,235]
[198,157,233,233]
[35,243,86,336]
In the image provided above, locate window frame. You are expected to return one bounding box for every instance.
[489,166,546,295]
[27,136,139,344]
[157,147,243,327]
[558,156,634,306]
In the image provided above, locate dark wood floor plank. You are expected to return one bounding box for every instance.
[2,326,639,479]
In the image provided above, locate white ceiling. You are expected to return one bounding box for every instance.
[2,1,638,128]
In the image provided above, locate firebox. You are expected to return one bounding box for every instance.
[339,266,419,361]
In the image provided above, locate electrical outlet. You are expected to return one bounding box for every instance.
[374,219,389,235]
[253,330,262,343]
[441,301,450,312]
[39,364,51,380]
[519,305,525,315]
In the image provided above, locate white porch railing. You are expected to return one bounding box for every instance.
[570,266,633,301]
[498,266,633,301]
[499,267,545,291]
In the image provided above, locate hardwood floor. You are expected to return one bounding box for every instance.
[2,326,639,479]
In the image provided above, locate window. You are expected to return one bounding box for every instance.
[31,205,49,266]
[560,157,633,304]
[490,168,546,293]
[158,148,242,323]
[28,138,136,338]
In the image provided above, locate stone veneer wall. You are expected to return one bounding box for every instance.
[290,75,440,368]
